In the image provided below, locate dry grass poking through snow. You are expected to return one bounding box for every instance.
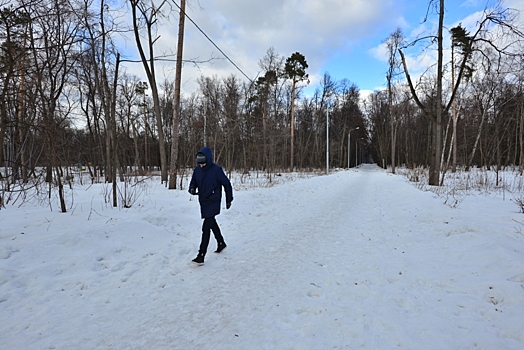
[396,166,524,209]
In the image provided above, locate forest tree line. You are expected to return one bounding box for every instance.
[1,0,524,210]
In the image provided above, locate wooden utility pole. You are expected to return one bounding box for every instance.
[169,0,186,189]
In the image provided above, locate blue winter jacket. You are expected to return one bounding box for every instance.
[189,147,233,219]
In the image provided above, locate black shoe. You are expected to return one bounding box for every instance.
[192,253,205,265]
[214,242,227,254]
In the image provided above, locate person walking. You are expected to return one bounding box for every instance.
[188,146,233,265]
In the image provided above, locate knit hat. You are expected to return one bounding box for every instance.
[196,152,207,164]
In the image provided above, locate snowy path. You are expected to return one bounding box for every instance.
[1,165,524,349]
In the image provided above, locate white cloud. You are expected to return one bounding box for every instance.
[119,0,403,94]
[369,42,389,63]
[120,0,524,96]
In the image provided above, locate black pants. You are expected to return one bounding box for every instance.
[199,216,224,255]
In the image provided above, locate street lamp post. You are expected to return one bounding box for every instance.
[348,127,359,169]
[326,108,329,175]
[356,141,358,167]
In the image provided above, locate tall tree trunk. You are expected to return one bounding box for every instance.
[54,164,67,213]
[451,43,458,173]
[467,105,487,170]
[94,0,114,183]
[0,97,6,174]
[149,70,168,183]
[17,50,27,183]
[130,0,169,183]
[519,98,524,173]
[399,0,459,186]
[388,68,395,174]
[111,54,120,207]
[430,0,445,186]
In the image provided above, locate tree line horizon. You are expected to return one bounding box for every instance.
[1,0,524,210]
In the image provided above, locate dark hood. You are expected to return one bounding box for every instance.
[198,146,214,166]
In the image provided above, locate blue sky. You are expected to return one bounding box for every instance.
[304,0,523,94]
[121,0,524,97]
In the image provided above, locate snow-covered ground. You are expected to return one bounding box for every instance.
[1,164,524,349]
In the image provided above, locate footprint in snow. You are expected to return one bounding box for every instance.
[508,273,524,283]
[0,247,12,259]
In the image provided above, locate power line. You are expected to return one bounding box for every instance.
[170,0,253,83]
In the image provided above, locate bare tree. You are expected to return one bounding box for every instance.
[0,5,30,184]
[384,28,404,174]
[129,0,169,183]
[118,73,144,174]
[399,0,524,185]
[26,0,85,211]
